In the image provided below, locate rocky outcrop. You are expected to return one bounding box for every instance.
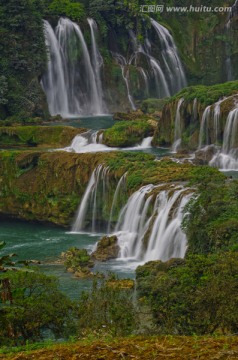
[61,248,94,278]
[153,82,238,150]
[91,235,120,262]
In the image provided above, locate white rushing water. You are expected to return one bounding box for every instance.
[172,98,184,152]
[42,18,105,117]
[112,53,136,111]
[72,167,193,266]
[62,132,152,153]
[209,107,238,170]
[198,105,211,149]
[150,18,187,93]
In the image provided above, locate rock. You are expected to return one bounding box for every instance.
[194,145,217,164]
[91,235,120,262]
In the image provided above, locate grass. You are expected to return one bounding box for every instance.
[1,336,238,359]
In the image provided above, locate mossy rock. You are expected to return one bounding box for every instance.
[61,248,94,278]
[102,120,154,147]
[91,235,120,262]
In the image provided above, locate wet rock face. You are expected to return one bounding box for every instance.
[194,145,218,165]
[91,235,120,262]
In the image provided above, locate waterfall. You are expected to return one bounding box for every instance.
[42,18,105,117]
[151,19,187,94]
[62,132,152,153]
[150,59,170,98]
[172,98,184,152]
[115,185,192,263]
[138,68,149,96]
[193,98,198,120]
[72,167,192,263]
[115,185,155,260]
[87,18,106,113]
[144,188,192,262]
[112,53,136,111]
[107,173,127,233]
[213,100,221,144]
[209,107,238,170]
[198,106,211,148]
[72,165,110,232]
[225,20,233,81]
[41,20,71,117]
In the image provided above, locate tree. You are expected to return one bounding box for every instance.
[0,270,75,345]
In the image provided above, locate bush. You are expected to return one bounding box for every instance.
[136,253,238,335]
[48,0,85,21]
[76,278,138,337]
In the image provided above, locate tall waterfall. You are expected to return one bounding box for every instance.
[151,19,187,94]
[209,107,238,170]
[42,18,105,117]
[72,167,193,264]
[87,18,106,113]
[172,98,184,152]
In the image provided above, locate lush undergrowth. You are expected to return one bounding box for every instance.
[1,336,238,360]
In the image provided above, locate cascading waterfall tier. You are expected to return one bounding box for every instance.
[72,167,193,264]
[209,107,238,170]
[42,18,105,117]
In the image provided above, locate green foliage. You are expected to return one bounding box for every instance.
[48,0,85,21]
[77,278,138,337]
[141,98,169,114]
[183,171,238,254]
[0,271,75,345]
[63,248,93,272]
[171,81,238,106]
[136,252,238,335]
[0,0,48,120]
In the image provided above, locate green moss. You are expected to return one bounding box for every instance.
[103,120,154,147]
[0,126,87,148]
[171,81,238,106]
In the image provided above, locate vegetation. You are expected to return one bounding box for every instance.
[0,126,86,148]
[102,120,154,147]
[184,168,238,254]
[136,252,238,335]
[1,335,238,359]
[171,81,238,106]
[77,278,137,337]
[47,0,85,21]
[62,248,94,278]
